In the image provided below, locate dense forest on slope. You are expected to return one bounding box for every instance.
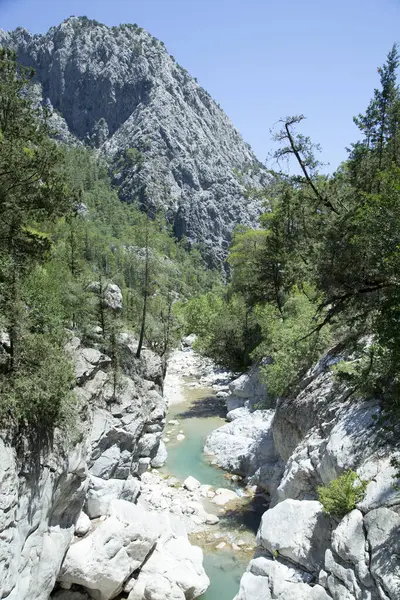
[185,45,400,441]
[0,48,220,444]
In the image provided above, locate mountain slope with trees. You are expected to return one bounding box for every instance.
[0,47,220,445]
[185,44,400,439]
[0,16,268,267]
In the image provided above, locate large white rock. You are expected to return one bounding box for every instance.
[109,499,187,538]
[364,507,400,598]
[86,476,141,519]
[75,512,91,537]
[128,573,185,600]
[226,395,246,414]
[128,533,209,600]
[226,406,249,421]
[236,555,332,599]
[137,433,162,457]
[234,571,272,599]
[357,455,400,511]
[276,584,332,600]
[181,334,197,348]
[0,439,88,600]
[69,343,111,384]
[326,574,355,600]
[317,401,381,484]
[183,476,201,492]
[229,367,267,402]
[88,282,123,311]
[89,444,121,479]
[257,499,331,572]
[331,510,366,566]
[210,488,239,506]
[324,549,361,598]
[204,409,279,486]
[58,505,162,600]
[151,441,168,468]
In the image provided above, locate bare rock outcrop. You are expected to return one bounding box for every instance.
[0,17,269,267]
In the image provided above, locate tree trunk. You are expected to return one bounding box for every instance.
[136,224,150,359]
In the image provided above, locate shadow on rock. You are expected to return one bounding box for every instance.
[175,395,227,419]
[219,490,269,535]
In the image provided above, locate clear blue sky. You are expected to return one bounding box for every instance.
[1,0,399,172]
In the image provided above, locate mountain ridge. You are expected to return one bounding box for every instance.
[0,16,268,266]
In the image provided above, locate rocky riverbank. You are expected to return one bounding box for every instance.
[0,331,215,600]
[204,349,400,600]
[0,331,261,600]
[3,328,398,600]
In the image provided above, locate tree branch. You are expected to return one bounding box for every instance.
[283,120,340,215]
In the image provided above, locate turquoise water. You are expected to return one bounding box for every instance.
[163,385,256,600]
[161,388,235,489]
[200,551,247,600]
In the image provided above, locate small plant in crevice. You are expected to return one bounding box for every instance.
[318,470,368,520]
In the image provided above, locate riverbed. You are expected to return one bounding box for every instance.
[161,367,260,600]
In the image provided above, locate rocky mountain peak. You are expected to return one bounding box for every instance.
[1,17,268,266]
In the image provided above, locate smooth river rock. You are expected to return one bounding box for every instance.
[210,488,240,506]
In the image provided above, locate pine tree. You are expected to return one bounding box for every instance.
[0,48,75,371]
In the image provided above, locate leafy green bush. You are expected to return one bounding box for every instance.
[0,334,77,438]
[180,291,261,371]
[253,290,331,400]
[318,470,368,519]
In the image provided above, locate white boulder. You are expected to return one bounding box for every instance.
[210,488,239,506]
[75,512,91,537]
[235,555,331,600]
[257,499,331,572]
[128,573,185,600]
[58,512,158,600]
[85,476,141,519]
[204,409,280,493]
[151,441,168,468]
[183,476,201,492]
[364,507,400,598]
[234,572,272,599]
[128,534,209,600]
[229,367,267,402]
[331,509,366,566]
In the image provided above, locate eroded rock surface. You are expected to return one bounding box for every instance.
[58,500,206,600]
[0,439,87,600]
[211,352,400,600]
[0,330,171,600]
[0,17,269,267]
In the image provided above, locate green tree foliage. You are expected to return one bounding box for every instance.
[0,48,75,371]
[0,49,221,447]
[179,290,260,371]
[0,48,77,441]
[253,290,331,399]
[185,44,400,431]
[318,470,368,520]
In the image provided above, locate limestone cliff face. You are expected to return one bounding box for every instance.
[0,17,268,266]
[205,352,400,600]
[0,330,168,600]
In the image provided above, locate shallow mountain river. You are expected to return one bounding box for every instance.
[161,382,260,600]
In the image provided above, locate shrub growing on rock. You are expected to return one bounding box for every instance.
[318,470,368,520]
